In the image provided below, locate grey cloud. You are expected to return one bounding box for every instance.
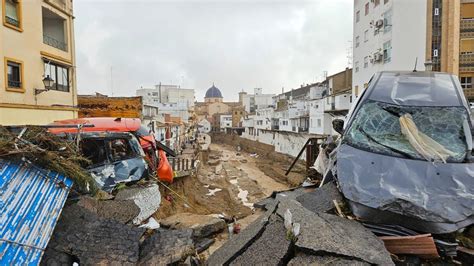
[74,0,352,101]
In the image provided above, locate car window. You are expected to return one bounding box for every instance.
[108,138,135,162]
[81,139,108,166]
[344,100,469,163]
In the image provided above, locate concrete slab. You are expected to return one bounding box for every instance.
[230,214,292,266]
[295,181,343,214]
[288,253,369,266]
[139,229,194,265]
[277,199,393,265]
[160,213,226,239]
[206,202,278,266]
[115,183,161,225]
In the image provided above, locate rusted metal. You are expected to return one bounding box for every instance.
[379,234,439,259]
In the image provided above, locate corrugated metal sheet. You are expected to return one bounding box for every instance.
[0,159,73,265]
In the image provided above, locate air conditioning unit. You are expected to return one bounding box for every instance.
[373,53,383,62]
[375,19,384,28]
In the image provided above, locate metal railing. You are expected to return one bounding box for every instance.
[8,80,21,88]
[460,53,474,72]
[43,34,67,51]
[6,16,19,27]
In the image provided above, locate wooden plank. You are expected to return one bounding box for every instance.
[380,234,439,259]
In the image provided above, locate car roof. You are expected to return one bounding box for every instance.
[48,117,142,134]
[366,71,467,107]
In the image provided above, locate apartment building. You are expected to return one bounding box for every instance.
[0,0,77,125]
[137,84,195,107]
[354,0,474,102]
[241,88,274,114]
[352,0,427,97]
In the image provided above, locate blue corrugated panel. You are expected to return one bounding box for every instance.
[0,159,73,265]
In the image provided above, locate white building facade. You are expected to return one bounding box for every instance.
[242,88,275,113]
[220,115,233,131]
[352,0,427,98]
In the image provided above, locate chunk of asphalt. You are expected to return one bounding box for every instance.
[45,204,145,265]
[276,198,394,265]
[115,184,161,225]
[229,214,292,266]
[295,181,343,214]
[287,253,370,266]
[160,213,226,239]
[139,229,194,265]
[195,238,216,254]
[206,201,278,266]
[253,197,276,210]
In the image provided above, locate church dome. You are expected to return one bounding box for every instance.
[205,85,223,98]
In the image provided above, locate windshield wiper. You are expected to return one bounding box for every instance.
[359,127,413,159]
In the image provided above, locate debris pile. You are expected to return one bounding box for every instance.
[0,126,95,192]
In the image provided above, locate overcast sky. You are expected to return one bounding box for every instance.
[74,0,353,101]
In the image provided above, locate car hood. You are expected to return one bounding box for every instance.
[336,144,474,234]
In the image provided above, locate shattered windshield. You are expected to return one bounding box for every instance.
[345,100,470,163]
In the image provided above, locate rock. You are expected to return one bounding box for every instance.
[239,159,248,163]
[207,201,278,265]
[253,197,276,210]
[45,204,145,265]
[115,184,161,225]
[195,238,215,253]
[160,213,226,239]
[77,196,140,224]
[288,253,369,266]
[295,181,343,214]
[230,214,291,265]
[139,229,194,265]
[277,199,393,265]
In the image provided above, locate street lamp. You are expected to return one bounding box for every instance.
[34,75,54,95]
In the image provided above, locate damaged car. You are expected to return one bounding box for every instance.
[328,71,474,234]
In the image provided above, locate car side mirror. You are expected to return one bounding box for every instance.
[332,119,344,135]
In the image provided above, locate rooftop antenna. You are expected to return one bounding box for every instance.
[413,57,418,72]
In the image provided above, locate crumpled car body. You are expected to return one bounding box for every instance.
[78,132,149,192]
[334,71,474,234]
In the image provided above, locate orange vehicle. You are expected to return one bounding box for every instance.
[49,117,174,183]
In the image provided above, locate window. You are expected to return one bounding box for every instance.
[383,10,392,33]
[355,61,359,72]
[317,119,321,127]
[355,36,360,47]
[3,0,22,31]
[365,3,369,15]
[356,11,360,22]
[364,30,369,42]
[384,0,389,3]
[44,61,70,92]
[364,56,369,68]
[5,58,23,92]
[383,41,392,63]
[374,0,380,7]
[461,77,472,89]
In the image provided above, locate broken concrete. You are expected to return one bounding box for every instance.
[287,253,369,266]
[295,181,343,214]
[160,213,226,239]
[77,196,140,224]
[206,202,278,265]
[277,199,393,265]
[45,204,145,265]
[139,229,194,265]
[230,215,292,266]
[115,183,161,225]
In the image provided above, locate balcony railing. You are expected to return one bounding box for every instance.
[8,80,21,88]
[461,19,474,38]
[43,34,67,51]
[6,16,19,27]
[460,53,474,72]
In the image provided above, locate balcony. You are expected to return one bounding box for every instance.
[460,53,474,72]
[464,88,474,101]
[461,19,474,38]
[271,125,279,131]
[42,7,68,52]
